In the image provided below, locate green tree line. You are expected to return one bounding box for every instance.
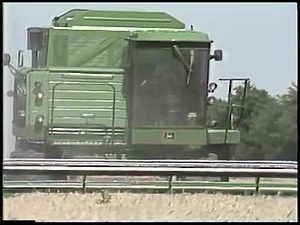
[208,81,297,160]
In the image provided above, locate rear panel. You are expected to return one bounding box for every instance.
[25,69,127,145]
[47,69,127,145]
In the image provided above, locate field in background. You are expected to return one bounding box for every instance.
[3,192,297,221]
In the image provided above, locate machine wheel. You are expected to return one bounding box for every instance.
[217,145,234,182]
[44,145,68,180]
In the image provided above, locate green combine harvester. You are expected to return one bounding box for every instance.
[4,10,249,179]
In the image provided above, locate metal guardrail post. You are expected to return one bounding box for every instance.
[255,177,260,195]
[82,175,87,194]
[168,176,173,194]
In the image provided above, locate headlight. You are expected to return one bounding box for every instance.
[207,96,216,104]
[210,120,218,127]
[36,115,44,123]
[103,135,111,144]
[35,91,44,107]
[34,115,44,132]
[37,92,44,99]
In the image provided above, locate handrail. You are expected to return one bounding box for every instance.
[218,78,250,142]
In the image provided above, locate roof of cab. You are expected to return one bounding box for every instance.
[127,30,211,43]
[52,9,185,29]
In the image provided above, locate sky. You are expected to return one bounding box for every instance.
[2,3,297,157]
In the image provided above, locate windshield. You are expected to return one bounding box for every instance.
[131,46,209,127]
[49,33,128,68]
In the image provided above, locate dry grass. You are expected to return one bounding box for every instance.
[3,192,297,221]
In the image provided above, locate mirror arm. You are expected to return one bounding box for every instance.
[8,65,25,81]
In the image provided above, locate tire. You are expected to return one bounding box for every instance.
[217,145,232,182]
[44,145,68,181]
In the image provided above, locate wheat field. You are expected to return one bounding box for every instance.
[3,192,297,221]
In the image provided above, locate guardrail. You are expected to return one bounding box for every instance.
[4,158,298,164]
[3,159,297,177]
[3,180,298,195]
[3,159,297,195]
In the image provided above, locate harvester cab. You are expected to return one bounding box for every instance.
[125,30,223,129]
[122,29,243,160]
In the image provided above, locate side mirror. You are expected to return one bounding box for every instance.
[3,53,11,66]
[213,50,223,61]
[27,27,45,51]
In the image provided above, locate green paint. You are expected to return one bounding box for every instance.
[207,130,240,144]
[52,9,185,29]
[47,31,129,68]
[132,129,207,145]
[131,128,240,145]
[26,70,50,141]
[128,30,210,42]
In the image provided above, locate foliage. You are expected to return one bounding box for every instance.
[96,190,112,204]
[208,82,297,160]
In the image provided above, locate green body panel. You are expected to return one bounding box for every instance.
[131,129,240,145]
[207,130,240,144]
[47,68,127,144]
[132,128,207,145]
[26,70,49,141]
[48,99,126,110]
[53,9,185,29]
[48,118,126,127]
[47,30,130,68]
[128,30,210,42]
[23,67,127,143]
